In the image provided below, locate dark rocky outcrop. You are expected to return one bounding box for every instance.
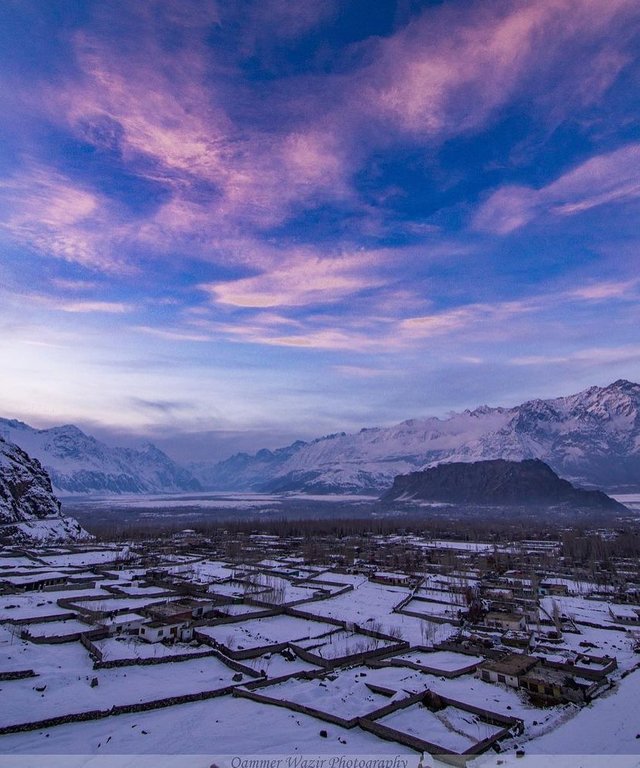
[381,459,627,512]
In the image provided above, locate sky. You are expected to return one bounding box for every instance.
[1,0,639,462]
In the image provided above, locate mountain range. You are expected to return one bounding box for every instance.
[193,379,640,494]
[0,437,89,543]
[0,419,201,495]
[2,379,639,497]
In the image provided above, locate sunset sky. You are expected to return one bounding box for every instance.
[1,0,639,460]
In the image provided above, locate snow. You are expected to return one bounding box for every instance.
[391,650,482,673]
[295,630,395,660]
[19,619,92,637]
[496,666,640,756]
[0,643,248,728]
[38,550,123,567]
[91,636,209,662]
[377,703,498,753]
[0,419,200,496]
[69,596,181,614]
[0,693,414,755]
[0,587,115,621]
[240,652,322,678]
[541,595,625,628]
[306,578,457,646]
[197,615,338,650]
[251,668,407,720]
[401,598,462,620]
[198,380,640,494]
[358,666,567,736]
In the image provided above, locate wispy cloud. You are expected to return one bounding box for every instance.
[0,166,133,273]
[474,143,640,233]
[134,325,211,343]
[511,345,640,367]
[12,290,134,315]
[129,397,194,415]
[201,250,387,308]
[56,300,133,314]
[357,0,636,140]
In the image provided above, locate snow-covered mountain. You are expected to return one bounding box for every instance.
[0,419,201,495]
[0,437,89,543]
[195,380,640,493]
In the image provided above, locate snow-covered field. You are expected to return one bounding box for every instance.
[197,615,339,650]
[376,702,501,753]
[91,636,211,662]
[0,642,249,728]
[0,692,413,755]
[248,667,408,720]
[294,630,395,660]
[390,650,482,673]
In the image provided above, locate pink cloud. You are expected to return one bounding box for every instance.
[201,250,388,308]
[474,143,640,233]
[353,0,637,141]
[56,301,132,314]
[0,166,133,273]
[7,0,636,283]
[568,280,638,301]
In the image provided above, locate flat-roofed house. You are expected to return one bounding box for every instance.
[476,654,538,688]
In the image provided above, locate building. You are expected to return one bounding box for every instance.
[140,620,194,643]
[99,611,147,635]
[538,581,570,597]
[483,611,527,632]
[371,571,413,587]
[520,666,600,705]
[477,654,538,688]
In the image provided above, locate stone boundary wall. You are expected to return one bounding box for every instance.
[201,636,289,661]
[0,669,36,681]
[283,607,345,626]
[41,580,98,593]
[359,688,522,764]
[233,683,359,728]
[395,596,462,625]
[19,631,83,645]
[93,647,219,669]
[5,612,77,625]
[368,646,481,678]
[290,637,408,670]
[239,669,326,692]
[205,606,282,626]
[0,683,241,736]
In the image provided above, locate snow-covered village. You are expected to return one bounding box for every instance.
[3,0,640,764]
[1,525,639,763]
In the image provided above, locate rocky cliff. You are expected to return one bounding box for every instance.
[0,438,89,543]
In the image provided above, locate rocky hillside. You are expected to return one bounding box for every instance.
[0,438,89,543]
[381,459,627,512]
[197,380,640,494]
[0,419,201,495]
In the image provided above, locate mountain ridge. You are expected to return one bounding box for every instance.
[192,379,640,493]
[0,418,201,496]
